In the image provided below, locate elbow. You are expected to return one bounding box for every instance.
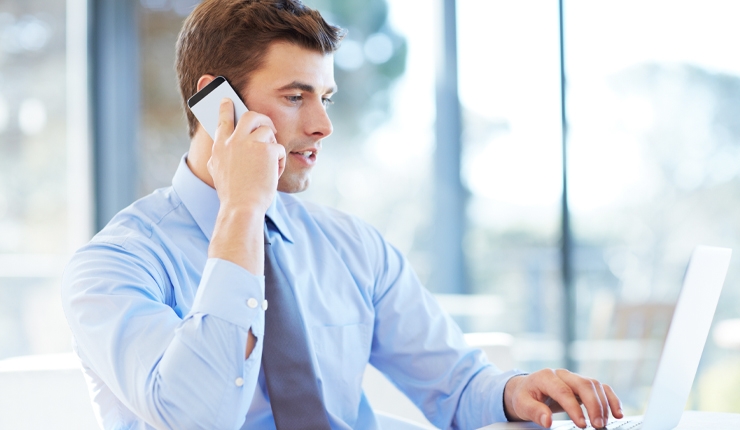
[141,372,251,430]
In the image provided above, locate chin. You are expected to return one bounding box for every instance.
[277,174,310,194]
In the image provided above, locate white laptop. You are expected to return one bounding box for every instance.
[479,245,732,430]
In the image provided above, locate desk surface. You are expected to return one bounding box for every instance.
[478,411,740,429]
[674,411,740,428]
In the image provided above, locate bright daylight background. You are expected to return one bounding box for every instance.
[1,0,740,424]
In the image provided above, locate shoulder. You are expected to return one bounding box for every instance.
[64,187,185,293]
[92,186,185,248]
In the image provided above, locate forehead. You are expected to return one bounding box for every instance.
[250,41,336,91]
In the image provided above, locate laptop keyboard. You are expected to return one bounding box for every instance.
[560,419,642,430]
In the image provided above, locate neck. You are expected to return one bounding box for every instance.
[187,128,215,188]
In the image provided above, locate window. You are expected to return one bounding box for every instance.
[4,0,740,417]
[0,0,91,360]
[458,0,564,369]
[566,0,740,412]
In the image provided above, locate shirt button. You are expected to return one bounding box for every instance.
[235,377,244,387]
[247,298,258,309]
[262,300,269,311]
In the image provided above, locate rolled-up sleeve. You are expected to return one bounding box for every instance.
[62,240,264,430]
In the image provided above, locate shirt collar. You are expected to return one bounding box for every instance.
[171,153,294,243]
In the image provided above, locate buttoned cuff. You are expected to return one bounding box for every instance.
[190,258,265,334]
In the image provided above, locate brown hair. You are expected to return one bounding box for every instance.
[176,0,345,137]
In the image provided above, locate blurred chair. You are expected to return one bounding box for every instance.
[577,300,673,398]
[0,353,98,430]
[611,303,674,387]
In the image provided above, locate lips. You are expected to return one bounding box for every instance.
[290,147,318,157]
[289,148,318,166]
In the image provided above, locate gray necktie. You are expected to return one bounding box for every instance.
[262,223,331,429]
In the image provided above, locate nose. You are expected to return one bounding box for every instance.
[306,99,333,139]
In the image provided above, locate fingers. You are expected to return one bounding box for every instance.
[235,113,283,178]
[507,370,624,430]
[276,144,286,178]
[593,380,609,425]
[234,110,277,136]
[559,370,625,428]
[604,384,624,419]
[514,394,554,428]
[557,370,605,428]
[214,98,277,144]
[214,98,236,143]
[249,125,278,145]
[508,370,624,430]
[541,370,589,428]
[248,126,283,178]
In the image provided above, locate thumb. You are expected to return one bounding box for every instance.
[515,395,553,428]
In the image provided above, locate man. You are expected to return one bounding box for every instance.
[62,0,622,429]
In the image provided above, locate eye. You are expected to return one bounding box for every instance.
[322,97,334,107]
[286,95,303,103]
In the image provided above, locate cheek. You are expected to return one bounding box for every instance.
[264,106,298,135]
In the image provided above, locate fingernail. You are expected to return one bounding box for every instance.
[593,417,604,428]
[540,413,548,426]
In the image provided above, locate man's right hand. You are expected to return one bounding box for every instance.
[206,98,285,360]
[207,98,285,215]
[207,98,285,278]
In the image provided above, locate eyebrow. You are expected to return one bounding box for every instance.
[277,81,337,95]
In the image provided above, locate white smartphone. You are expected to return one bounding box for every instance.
[187,76,249,140]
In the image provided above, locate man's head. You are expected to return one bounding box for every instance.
[176,0,344,192]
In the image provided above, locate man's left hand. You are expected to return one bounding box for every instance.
[503,369,623,429]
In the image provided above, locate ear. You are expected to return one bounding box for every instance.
[196,74,217,92]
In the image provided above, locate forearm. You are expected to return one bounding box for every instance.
[209,206,265,276]
[205,100,281,362]
[209,205,265,358]
[63,249,266,429]
[142,258,266,428]
[121,316,262,429]
[147,312,263,429]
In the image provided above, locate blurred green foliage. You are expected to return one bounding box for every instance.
[303,0,407,145]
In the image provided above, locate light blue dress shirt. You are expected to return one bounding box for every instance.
[62,155,523,430]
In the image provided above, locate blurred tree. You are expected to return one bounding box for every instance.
[303,0,407,146]
[697,357,740,413]
[611,64,740,191]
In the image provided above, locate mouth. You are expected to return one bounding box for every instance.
[292,150,315,158]
[289,149,318,165]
